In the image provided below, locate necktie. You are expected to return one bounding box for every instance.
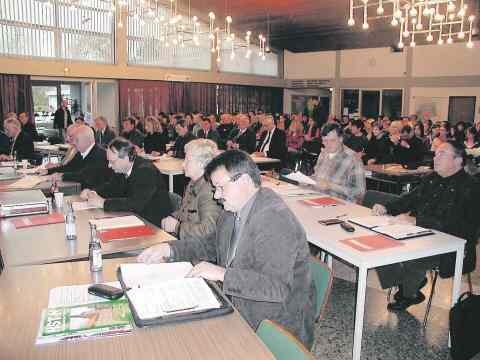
[260,130,272,152]
[226,215,241,266]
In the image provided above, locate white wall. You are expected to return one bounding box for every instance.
[340,47,407,78]
[284,50,336,79]
[412,41,480,77]
[96,81,119,131]
[410,87,480,123]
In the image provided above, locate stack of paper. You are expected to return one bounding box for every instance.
[72,201,101,212]
[6,175,45,189]
[89,215,144,231]
[283,171,316,185]
[348,216,394,229]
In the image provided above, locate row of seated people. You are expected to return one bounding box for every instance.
[22,115,480,347]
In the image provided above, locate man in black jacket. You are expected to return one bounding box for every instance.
[48,125,112,189]
[94,116,116,148]
[255,115,287,163]
[19,112,41,141]
[197,117,220,145]
[53,100,72,139]
[122,117,144,149]
[81,137,172,227]
[227,115,256,154]
[0,118,34,161]
[373,141,480,311]
[392,125,425,167]
[171,119,196,159]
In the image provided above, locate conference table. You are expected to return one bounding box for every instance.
[154,155,281,192]
[0,198,175,267]
[263,179,465,360]
[0,258,275,360]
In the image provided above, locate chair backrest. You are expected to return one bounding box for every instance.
[168,192,182,212]
[362,190,400,209]
[309,256,333,320]
[256,320,315,360]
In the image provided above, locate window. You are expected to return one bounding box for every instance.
[218,44,279,77]
[341,89,403,119]
[0,0,115,63]
[126,4,211,70]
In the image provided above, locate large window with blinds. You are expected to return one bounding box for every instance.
[0,0,115,63]
[126,4,211,70]
[218,45,279,77]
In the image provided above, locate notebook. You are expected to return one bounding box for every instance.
[372,224,433,240]
[11,212,65,229]
[348,215,393,229]
[89,215,144,231]
[340,235,405,252]
[117,262,233,327]
[301,197,343,207]
[98,225,156,242]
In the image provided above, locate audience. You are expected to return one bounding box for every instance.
[197,117,220,145]
[343,119,368,161]
[373,141,480,311]
[139,150,316,348]
[171,119,196,159]
[81,137,171,227]
[392,125,425,167]
[255,115,287,163]
[18,112,40,141]
[226,115,256,153]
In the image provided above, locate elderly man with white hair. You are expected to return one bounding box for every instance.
[254,115,287,163]
[154,139,222,247]
[0,117,34,161]
[48,125,111,189]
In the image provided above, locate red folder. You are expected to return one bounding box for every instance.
[12,213,65,229]
[300,197,343,207]
[98,225,156,243]
[339,235,404,252]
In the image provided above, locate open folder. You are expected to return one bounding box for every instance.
[348,216,433,240]
[117,263,233,327]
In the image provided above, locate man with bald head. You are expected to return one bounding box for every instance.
[254,115,287,162]
[49,125,111,189]
[227,114,256,153]
[373,141,480,311]
[0,118,34,161]
[40,124,82,172]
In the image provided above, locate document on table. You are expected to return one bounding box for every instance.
[126,278,221,319]
[72,201,101,211]
[7,175,45,189]
[119,262,193,289]
[372,224,433,240]
[89,215,144,230]
[283,171,316,185]
[48,282,122,307]
[348,215,394,229]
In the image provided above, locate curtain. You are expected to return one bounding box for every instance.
[119,79,282,118]
[0,74,34,128]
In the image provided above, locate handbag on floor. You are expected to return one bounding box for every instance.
[449,291,480,360]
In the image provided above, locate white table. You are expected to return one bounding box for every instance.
[155,155,281,192]
[265,182,465,360]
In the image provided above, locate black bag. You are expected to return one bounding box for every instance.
[450,291,480,360]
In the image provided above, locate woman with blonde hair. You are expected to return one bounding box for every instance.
[144,116,168,155]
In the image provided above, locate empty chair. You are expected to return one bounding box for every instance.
[256,320,316,360]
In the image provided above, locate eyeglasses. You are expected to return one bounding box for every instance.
[213,173,243,194]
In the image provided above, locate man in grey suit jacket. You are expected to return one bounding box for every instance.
[139,150,316,348]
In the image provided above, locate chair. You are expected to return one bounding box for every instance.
[361,190,400,209]
[256,320,316,360]
[168,192,182,212]
[309,256,333,321]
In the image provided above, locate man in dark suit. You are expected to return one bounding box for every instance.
[197,117,220,145]
[138,150,315,348]
[255,115,287,163]
[226,115,256,153]
[0,118,34,161]
[81,137,172,227]
[170,119,196,159]
[94,116,116,148]
[122,117,144,149]
[48,125,112,189]
[53,100,72,139]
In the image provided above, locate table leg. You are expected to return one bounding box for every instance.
[169,175,174,193]
[353,266,368,360]
[449,245,465,347]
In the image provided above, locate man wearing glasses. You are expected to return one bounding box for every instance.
[139,150,316,348]
[373,141,480,311]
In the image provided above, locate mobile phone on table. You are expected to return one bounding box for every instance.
[318,218,344,226]
[88,284,124,300]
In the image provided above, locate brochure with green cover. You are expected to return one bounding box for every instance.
[36,299,133,345]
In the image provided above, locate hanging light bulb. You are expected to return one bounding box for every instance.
[391,18,399,26]
[348,18,355,26]
[398,41,404,48]
[467,41,474,48]
[426,33,433,42]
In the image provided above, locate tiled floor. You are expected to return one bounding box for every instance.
[313,250,480,360]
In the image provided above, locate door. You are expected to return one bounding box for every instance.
[448,96,476,125]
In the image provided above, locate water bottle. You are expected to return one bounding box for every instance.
[65,201,77,241]
[89,224,103,272]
